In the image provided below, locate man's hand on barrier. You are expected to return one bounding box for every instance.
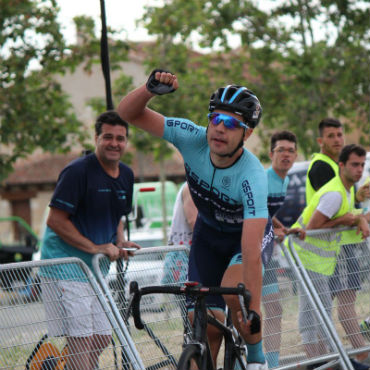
[286,227,306,240]
[117,241,141,260]
[100,243,121,261]
[356,216,370,239]
[274,226,287,242]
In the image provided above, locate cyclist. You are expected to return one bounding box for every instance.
[117,70,268,369]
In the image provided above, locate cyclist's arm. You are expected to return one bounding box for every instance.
[117,72,179,138]
[241,217,266,315]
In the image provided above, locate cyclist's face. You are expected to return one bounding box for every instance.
[95,123,128,165]
[269,140,297,175]
[207,110,252,160]
[317,126,344,160]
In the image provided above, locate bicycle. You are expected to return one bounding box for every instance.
[129,280,259,370]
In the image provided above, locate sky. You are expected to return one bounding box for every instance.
[57,0,158,43]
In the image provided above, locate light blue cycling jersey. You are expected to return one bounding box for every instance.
[163,117,268,232]
[261,167,290,265]
[266,166,289,218]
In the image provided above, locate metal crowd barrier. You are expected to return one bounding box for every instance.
[0,257,144,370]
[265,227,370,370]
[1,234,369,370]
[92,245,190,370]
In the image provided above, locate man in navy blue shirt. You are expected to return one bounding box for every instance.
[41,111,139,370]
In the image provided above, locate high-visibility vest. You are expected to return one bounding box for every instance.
[305,153,339,204]
[291,175,359,275]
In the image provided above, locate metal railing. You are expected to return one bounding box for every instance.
[0,257,143,370]
[1,232,369,370]
[92,245,190,370]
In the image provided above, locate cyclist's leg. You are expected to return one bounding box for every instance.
[188,249,226,365]
[222,256,266,367]
[187,308,225,365]
[187,218,236,366]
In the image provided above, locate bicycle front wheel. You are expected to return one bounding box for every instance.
[177,344,203,370]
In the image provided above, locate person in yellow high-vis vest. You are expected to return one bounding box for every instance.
[305,118,343,204]
[305,118,370,368]
[292,144,370,368]
[306,118,369,205]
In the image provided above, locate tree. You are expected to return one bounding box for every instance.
[0,1,130,182]
[0,0,84,181]
[141,0,370,158]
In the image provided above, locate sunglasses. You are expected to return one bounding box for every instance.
[207,112,248,130]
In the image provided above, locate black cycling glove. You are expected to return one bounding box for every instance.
[146,69,176,95]
[248,310,261,334]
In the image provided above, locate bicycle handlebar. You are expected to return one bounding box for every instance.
[129,281,251,330]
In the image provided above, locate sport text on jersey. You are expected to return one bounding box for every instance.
[167,119,200,134]
[242,180,256,216]
[185,165,256,226]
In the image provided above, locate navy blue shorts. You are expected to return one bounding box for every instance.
[329,244,361,296]
[187,217,242,311]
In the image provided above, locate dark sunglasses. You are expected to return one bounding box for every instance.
[207,112,248,130]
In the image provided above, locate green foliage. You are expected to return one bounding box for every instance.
[0,1,131,182]
[140,0,370,159]
[69,15,129,73]
[0,0,85,181]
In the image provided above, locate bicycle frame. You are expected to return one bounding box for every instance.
[207,311,248,370]
[129,281,252,370]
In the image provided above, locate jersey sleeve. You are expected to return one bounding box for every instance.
[308,161,336,191]
[163,117,206,152]
[241,167,268,219]
[49,161,86,215]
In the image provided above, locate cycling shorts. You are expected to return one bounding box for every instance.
[187,217,243,311]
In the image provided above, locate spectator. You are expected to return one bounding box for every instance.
[306,118,369,205]
[161,182,197,285]
[262,131,305,368]
[40,111,140,370]
[306,118,370,366]
[292,144,370,370]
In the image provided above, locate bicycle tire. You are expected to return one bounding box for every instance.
[177,344,203,370]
